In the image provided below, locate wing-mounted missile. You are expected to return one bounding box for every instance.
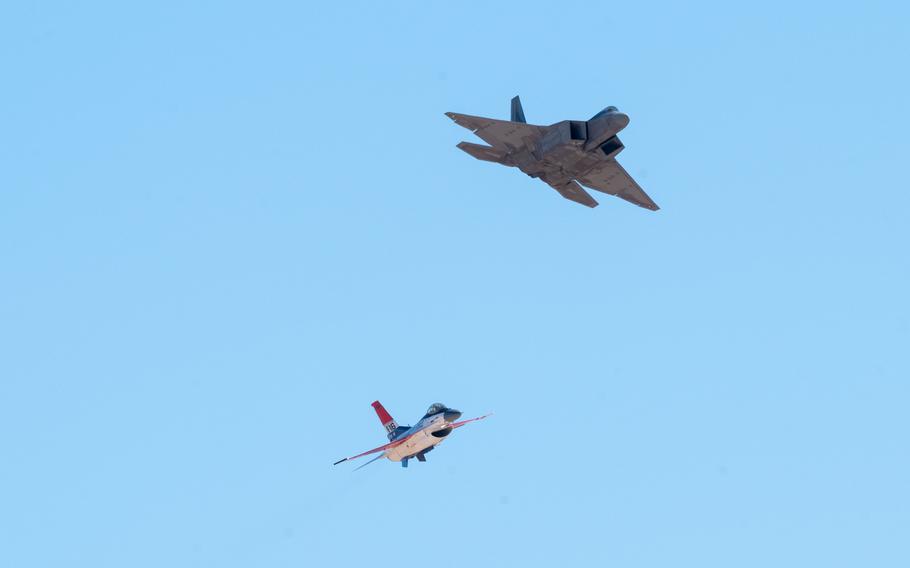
[583,106,630,152]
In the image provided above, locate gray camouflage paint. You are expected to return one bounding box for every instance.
[446,96,659,210]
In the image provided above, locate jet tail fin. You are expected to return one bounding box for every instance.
[511,95,526,123]
[372,401,399,439]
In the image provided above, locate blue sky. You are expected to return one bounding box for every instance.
[1,1,908,566]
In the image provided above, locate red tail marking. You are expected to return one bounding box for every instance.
[371,401,395,426]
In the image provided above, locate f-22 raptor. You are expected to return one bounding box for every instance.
[446,96,658,210]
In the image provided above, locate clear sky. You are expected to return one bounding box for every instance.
[1,1,908,566]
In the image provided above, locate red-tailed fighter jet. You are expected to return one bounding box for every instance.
[333,402,491,469]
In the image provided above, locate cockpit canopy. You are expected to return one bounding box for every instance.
[590,106,619,120]
[424,402,447,417]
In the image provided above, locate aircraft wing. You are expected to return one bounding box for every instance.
[547,180,599,208]
[456,141,509,163]
[450,413,492,429]
[333,434,411,465]
[445,112,543,150]
[578,159,659,211]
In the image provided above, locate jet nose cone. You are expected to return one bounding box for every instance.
[444,410,462,423]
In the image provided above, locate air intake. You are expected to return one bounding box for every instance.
[431,428,453,438]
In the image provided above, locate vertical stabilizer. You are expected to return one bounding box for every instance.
[371,401,399,439]
[511,95,526,123]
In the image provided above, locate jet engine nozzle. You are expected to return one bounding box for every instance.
[584,111,630,152]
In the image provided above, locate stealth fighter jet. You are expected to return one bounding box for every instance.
[333,401,491,469]
[447,96,658,210]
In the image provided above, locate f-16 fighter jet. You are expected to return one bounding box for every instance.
[333,401,491,469]
[446,96,659,210]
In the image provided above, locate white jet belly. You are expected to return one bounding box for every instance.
[386,427,446,462]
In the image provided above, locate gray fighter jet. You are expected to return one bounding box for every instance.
[446,96,658,210]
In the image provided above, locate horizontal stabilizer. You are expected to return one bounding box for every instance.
[549,180,598,208]
[353,453,386,471]
[456,141,509,163]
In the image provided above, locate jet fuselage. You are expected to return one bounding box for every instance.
[384,410,459,462]
[447,97,659,210]
[511,112,630,188]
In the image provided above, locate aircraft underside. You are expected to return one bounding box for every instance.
[446,96,659,210]
[386,426,450,464]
